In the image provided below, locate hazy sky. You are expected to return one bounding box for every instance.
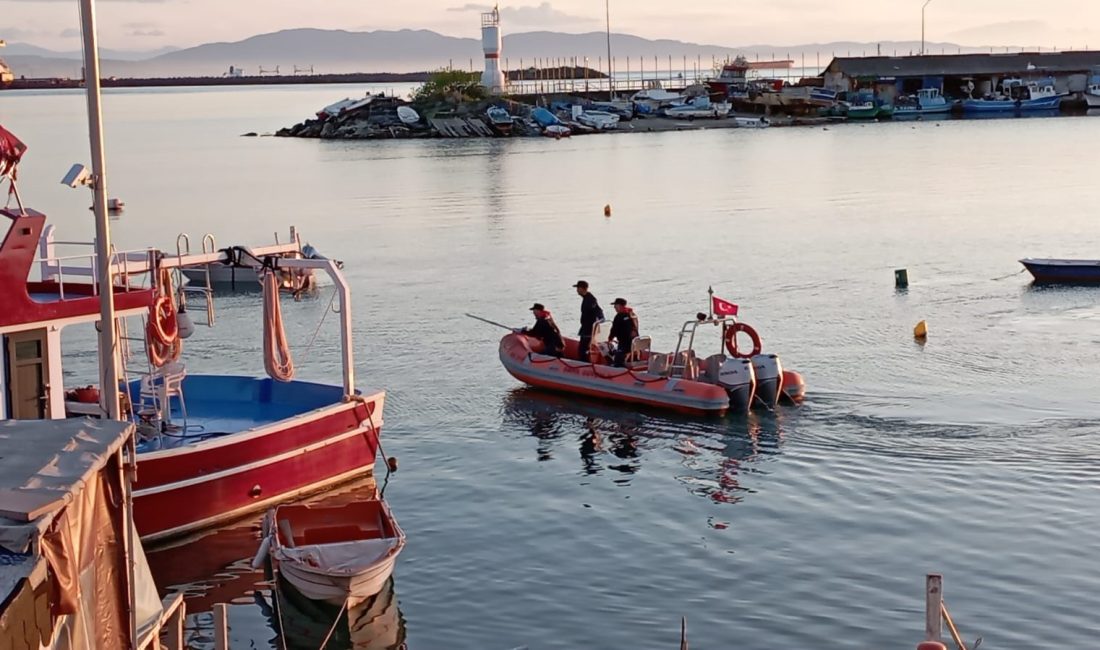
[4,0,1100,52]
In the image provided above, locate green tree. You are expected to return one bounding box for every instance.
[411,69,487,105]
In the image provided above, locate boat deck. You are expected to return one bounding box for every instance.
[126,375,350,452]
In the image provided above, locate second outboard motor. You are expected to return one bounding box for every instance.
[751,353,783,409]
[717,358,756,413]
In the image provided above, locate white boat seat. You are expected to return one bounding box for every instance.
[589,320,611,362]
[628,336,651,362]
[139,361,188,427]
[647,352,671,376]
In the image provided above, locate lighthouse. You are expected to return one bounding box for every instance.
[480,5,505,94]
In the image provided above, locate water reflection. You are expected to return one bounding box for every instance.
[272,576,406,650]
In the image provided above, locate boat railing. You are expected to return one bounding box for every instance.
[32,247,156,299]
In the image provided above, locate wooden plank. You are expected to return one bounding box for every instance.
[925,573,943,641]
[213,603,229,650]
[0,489,69,522]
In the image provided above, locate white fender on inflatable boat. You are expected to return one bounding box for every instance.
[717,358,756,413]
[751,353,783,408]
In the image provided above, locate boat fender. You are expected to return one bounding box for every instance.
[724,322,762,358]
[251,535,272,570]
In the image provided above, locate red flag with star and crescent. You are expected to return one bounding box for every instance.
[0,124,27,179]
[712,296,739,317]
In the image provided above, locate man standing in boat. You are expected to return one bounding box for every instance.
[574,280,604,361]
[608,298,640,367]
[521,303,565,357]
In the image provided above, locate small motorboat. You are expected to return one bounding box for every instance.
[733,116,770,128]
[543,124,571,138]
[261,498,405,607]
[396,105,420,125]
[1020,258,1100,284]
[498,314,805,415]
[576,110,620,131]
[663,96,727,120]
[179,242,327,293]
[485,106,513,135]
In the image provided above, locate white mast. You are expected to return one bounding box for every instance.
[78,0,121,421]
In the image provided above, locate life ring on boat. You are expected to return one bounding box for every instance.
[724,322,762,358]
[148,294,178,346]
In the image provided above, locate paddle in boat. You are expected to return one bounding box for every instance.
[0,123,386,543]
[259,496,405,607]
[491,292,805,416]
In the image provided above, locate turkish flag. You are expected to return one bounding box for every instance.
[712,296,739,316]
[0,125,27,178]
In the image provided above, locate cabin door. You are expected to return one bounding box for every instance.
[5,329,50,419]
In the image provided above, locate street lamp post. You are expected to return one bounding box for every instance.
[605,0,613,100]
[921,0,933,56]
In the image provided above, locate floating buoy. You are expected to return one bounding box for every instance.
[916,643,947,650]
[780,370,806,403]
[895,268,909,288]
[914,320,928,339]
[603,204,612,217]
[387,456,399,472]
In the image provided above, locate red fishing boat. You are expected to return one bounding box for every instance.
[0,125,384,543]
[496,301,805,416]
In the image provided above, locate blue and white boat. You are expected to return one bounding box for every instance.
[894,88,952,116]
[961,78,1063,113]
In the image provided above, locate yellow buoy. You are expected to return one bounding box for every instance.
[603,204,612,217]
[913,320,928,339]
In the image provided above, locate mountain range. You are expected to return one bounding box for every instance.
[2,28,1005,79]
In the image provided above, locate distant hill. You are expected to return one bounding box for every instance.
[2,29,1008,79]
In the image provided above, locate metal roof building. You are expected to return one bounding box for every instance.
[822,51,1100,94]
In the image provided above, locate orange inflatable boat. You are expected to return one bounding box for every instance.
[498,316,805,416]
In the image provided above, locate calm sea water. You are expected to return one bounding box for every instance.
[4,85,1100,649]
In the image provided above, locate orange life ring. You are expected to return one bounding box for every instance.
[724,322,762,358]
[148,294,178,346]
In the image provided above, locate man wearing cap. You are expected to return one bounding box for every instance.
[608,298,640,367]
[573,281,604,361]
[521,303,564,357]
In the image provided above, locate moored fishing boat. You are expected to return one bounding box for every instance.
[496,299,805,415]
[1019,258,1100,284]
[894,88,952,116]
[485,106,513,135]
[961,78,1063,113]
[260,497,405,607]
[576,109,620,130]
[0,122,386,543]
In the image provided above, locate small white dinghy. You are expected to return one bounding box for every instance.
[259,498,406,607]
[396,106,420,125]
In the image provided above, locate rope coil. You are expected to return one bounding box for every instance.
[263,268,295,381]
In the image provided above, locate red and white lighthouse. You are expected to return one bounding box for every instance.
[480,5,505,94]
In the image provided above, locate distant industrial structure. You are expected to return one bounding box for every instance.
[822,51,1100,102]
[479,5,504,94]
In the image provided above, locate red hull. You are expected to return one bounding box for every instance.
[134,393,384,542]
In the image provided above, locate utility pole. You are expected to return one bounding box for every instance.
[605,0,613,100]
[921,0,933,55]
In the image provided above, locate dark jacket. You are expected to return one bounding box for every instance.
[609,309,639,347]
[528,314,564,355]
[579,293,605,336]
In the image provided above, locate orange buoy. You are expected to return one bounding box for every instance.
[916,643,947,650]
[603,204,612,217]
[780,370,805,403]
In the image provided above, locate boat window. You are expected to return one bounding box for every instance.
[14,340,42,360]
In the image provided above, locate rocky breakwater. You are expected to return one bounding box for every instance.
[276,95,432,140]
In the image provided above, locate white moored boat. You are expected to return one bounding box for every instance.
[262,498,405,607]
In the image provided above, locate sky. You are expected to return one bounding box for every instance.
[3,0,1100,53]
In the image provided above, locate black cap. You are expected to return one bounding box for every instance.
[573,280,588,289]
[613,297,627,306]
[530,303,545,311]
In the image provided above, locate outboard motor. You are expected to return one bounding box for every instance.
[717,358,756,413]
[751,353,783,409]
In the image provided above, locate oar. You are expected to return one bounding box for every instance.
[465,313,516,330]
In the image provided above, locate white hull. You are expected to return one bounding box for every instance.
[1086,93,1100,109]
[180,262,315,291]
[277,545,401,607]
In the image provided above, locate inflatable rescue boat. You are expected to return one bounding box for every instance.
[498,316,805,416]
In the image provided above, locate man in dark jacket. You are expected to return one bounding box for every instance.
[574,280,604,361]
[608,297,640,367]
[521,303,564,357]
